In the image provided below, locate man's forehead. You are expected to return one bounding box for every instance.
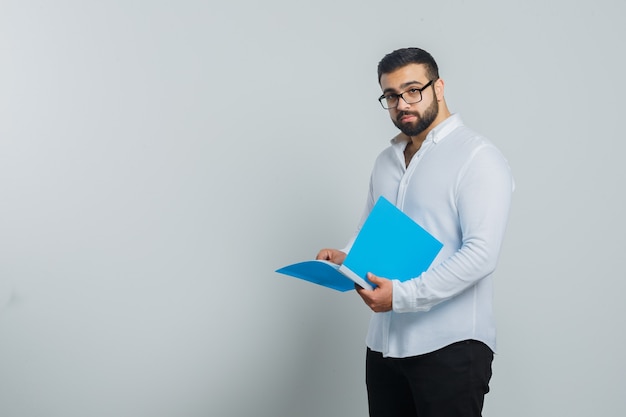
[380,63,429,89]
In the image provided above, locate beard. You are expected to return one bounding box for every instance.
[393,98,439,137]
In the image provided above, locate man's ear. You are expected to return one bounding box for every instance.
[434,78,445,101]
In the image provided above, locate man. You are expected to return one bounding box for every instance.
[316,47,513,417]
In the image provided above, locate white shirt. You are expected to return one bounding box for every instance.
[347,114,513,358]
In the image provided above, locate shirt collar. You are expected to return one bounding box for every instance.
[429,113,463,144]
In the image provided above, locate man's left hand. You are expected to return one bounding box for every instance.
[356,273,393,312]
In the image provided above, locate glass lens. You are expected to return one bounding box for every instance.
[404,89,422,104]
[382,96,398,109]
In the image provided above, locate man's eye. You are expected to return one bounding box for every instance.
[385,94,399,100]
[408,88,420,94]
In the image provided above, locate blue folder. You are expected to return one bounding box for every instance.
[276,197,443,292]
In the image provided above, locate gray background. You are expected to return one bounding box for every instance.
[1,1,624,416]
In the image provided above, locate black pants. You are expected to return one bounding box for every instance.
[366,340,493,417]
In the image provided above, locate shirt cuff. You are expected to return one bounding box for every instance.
[392,279,417,313]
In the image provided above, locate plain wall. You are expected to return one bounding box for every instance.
[1,1,625,416]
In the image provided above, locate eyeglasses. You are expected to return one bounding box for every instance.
[377,80,435,109]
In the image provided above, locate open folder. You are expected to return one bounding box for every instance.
[275,197,443,292]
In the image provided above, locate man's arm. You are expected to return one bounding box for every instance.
[393,144,513,313]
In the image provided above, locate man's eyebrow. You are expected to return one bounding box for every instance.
[382,80,425,94]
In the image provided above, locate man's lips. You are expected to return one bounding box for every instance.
[399,114,418,123]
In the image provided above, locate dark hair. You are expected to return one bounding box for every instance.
[377,47,440,83]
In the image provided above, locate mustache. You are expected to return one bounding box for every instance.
[397,111,420,120]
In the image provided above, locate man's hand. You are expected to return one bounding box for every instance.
[315,249,347,265]
[356,273,393,312]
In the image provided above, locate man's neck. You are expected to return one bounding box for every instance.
[403,109,452,167]
[409,109,451,148]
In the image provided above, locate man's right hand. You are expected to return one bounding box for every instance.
[315,249,347,265]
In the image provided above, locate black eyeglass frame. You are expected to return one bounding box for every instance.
[377,79,435,109]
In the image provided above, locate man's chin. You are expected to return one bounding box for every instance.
[395,122,416,135]
[400,125,425,137]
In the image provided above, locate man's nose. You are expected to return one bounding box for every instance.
[395,96,411,111]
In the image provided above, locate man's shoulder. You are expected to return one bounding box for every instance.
[444,124,499,152]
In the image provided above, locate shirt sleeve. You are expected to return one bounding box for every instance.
[392,144,514,313]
